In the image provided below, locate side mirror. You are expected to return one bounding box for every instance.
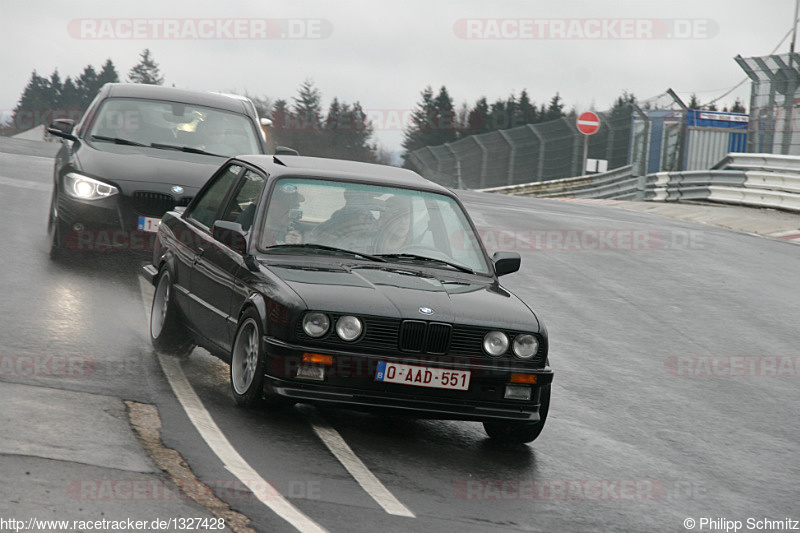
[260,117,273,127]
[492,251,521,276]
[47,119,78,142]
[212,220,248,254]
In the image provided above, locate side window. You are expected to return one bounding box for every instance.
[218,169,266,231]
[186,164,242,228]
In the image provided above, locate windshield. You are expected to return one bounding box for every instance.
[260,178,491,275]
[86,97,261,156]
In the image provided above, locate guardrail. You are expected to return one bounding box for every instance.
[477,153,800,213]
[478,165,642,200]
[646,169,800,212]
[712,153,800,174]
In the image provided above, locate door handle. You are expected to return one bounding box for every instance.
[192,248,206,265]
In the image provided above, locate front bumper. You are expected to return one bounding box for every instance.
[58,193,159,253]
[263,337,553,422]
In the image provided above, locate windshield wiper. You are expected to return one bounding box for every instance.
[269,243,387,262]
[90,135,147,146]
[375,253,476,274]
[150,143,223,156]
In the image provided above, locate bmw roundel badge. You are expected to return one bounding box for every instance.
[171,185,184,194]
[419,307,434,315]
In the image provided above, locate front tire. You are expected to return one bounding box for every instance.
[483,384,551,444]
[231,309,267,408]
[150,268,194,356]
[47,190,67,260]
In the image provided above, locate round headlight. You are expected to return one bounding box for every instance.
[512,334,539,359]
[335,315,363,341]
[302,312,329,338]
[483,331,509,357]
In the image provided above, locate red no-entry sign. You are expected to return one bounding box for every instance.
[577,112,600,135]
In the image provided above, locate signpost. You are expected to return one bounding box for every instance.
[577,111,600,175]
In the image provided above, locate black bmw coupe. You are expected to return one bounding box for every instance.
[143,155,553,444]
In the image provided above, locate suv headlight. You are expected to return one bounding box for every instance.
[64,173,119,200]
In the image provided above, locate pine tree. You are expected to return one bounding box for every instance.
[609,91,636,122]
[516,90,538,126]
[454,101,470,135]
[401,86,438,163]
[688,93,700,110]
[465,97,490,136]
[731,98,746,114]
[128,49,164,85]
[316,98,376,162]
[488,98,508,130]
[543,93,565,122]
[76,65,99,107]
[343,101,375,162]
[271,99,290,129]
[432,86,457,145]
[46,70,63,110]
[57,77,82,118]
[11,70,51,132]
[97,59,120,88]
[292,79,323,130]
[269,98,295,150]
[505,94,518,128]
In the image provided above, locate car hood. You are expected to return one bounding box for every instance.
[73,143,225,195]
[265,263,541,333]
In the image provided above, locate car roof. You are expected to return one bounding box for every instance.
[235,155,452,193]
[102,83,252,115]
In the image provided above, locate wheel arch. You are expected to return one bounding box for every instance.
[238,292,268,330]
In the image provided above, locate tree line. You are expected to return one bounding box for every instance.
[3,49,749,166]
[258,80,389,164]
[2,49,163,135]
[401,86,572,163]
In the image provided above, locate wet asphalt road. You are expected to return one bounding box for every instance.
[1,138,799,532]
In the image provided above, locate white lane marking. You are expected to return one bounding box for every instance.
[138,278,328,533]
[140,277,414,519]
[0,175,50,192]
[308,414,415,518]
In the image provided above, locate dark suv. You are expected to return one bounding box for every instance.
[47,83,268,256]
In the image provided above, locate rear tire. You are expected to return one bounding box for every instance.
[150,268,194,356]
[483,384,550,444]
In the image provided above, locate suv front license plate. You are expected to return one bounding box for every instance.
[375,362,470,391]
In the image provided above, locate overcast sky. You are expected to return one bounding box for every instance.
[1,0,795,153]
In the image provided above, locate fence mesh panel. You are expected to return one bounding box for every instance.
[408,105,634,188]
[736,53,800,156]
